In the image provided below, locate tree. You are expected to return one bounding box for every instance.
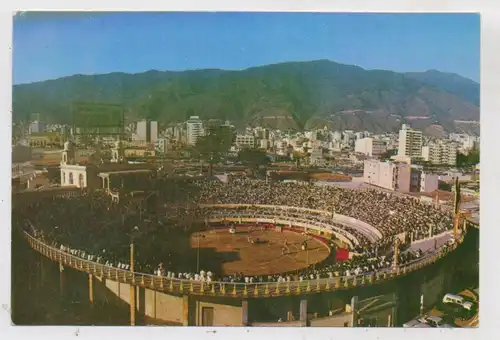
[438,180,452,192]
[457,149,480,168]
[380,149,397,161]
[238,148,270,177]
[195,126,234,176]
[46,166,61,184]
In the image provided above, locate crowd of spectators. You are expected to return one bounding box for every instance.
[192,179,453,241]
[12,176,454,283]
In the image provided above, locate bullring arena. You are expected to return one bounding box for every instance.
[190,226,330,276]
[12,178,479,327]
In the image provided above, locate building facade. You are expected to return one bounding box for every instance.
[364,160,411,192]
[136,120,158,143]
[397,124,422,159]
[310,147,326,167]
[449,133,479,151]
[186,116,204,146]
[29,120,46,134]
[60,140,87,188]
[425,140,458,166]
[155,138,169,154]
[355,138,387,157]
[235,134,256,149]
[409,168,439,193]
[28,132,63,148]
[420,172,439,193]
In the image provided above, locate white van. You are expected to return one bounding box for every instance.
[442,293,464,305]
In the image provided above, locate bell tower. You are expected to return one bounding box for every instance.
[111,137,124,163]
[61,140,76,165]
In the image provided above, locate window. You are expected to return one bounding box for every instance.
[78,174,84,188]
[69,172,74,185]
[62,172,66,184]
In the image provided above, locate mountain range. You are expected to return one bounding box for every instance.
[12,60,480,136]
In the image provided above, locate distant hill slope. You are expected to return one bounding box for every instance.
[13,60,480,135]
[405,69,480,106]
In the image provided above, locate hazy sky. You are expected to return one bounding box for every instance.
[13,12,480,84]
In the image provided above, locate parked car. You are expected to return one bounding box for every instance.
[403,319,421,328]
[443,293,475,311]
[443,293,465,306]
[418,315,453,328]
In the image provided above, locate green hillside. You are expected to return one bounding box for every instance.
[12,60,480,134]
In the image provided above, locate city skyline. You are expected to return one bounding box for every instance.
[13,12,480,84]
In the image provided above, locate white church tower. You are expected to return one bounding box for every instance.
[60,139,87,188]
[61,140,76,165]
[111,138,124,163]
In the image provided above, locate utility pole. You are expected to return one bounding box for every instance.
[197,234,201,273]
[130,241,136,326]
[393,238,400,269]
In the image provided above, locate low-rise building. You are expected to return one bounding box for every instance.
[124,147,156,158]
[410,168,439,193]
[420,172,439,193]
[155,138,168,154]
[235,134,255,149]
[310,147,327,166]
[28,132,63,148]
[355,138,387,157]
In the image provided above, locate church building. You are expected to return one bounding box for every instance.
[60,138,156,193]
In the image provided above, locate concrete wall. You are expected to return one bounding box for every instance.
[309,313,352,327]
[252,321,303,327]
[20,226,477,327]
[196,300,243,326]
[154,291,184,324]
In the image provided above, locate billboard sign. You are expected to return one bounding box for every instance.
[72,102,125,136]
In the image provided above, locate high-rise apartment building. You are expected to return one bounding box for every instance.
[255,127,270,140]
[186,116,204,146]
[397,124,423,159]
[423,140,458,166]
[136,119,158,143]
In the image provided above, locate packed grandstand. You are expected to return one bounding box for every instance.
[13,178,455,285]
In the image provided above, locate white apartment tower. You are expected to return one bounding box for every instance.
[398,124,423,159]
[186,116,204,146]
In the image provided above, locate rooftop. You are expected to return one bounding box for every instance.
[99,169,154,176]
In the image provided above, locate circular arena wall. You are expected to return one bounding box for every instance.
[12,188,478,326]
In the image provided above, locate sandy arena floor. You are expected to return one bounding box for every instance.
[189,226,331,276]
